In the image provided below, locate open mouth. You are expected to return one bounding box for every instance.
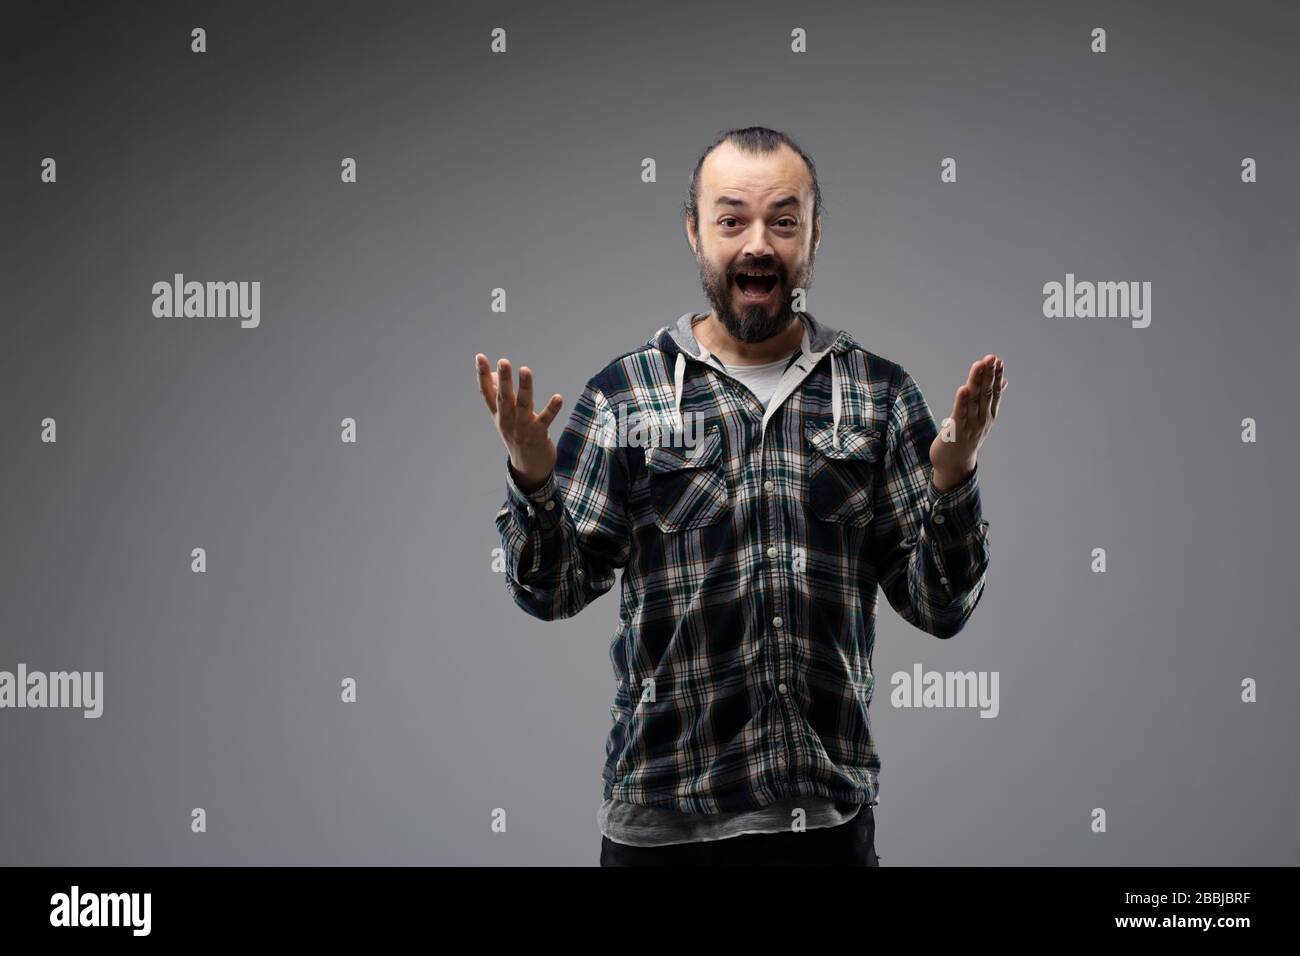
[733,271,779,301]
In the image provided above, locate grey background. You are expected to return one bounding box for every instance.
[2,0,1297,866]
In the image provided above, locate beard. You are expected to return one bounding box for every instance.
[695,237,817,344]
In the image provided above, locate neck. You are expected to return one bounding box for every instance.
[694,312,803,366]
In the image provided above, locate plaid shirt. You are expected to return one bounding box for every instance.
[494,311,991,814]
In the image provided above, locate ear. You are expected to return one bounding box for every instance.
[684,214,699,257]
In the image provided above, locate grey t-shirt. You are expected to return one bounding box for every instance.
[600,795,862,847]
[601,346,867,847]
[717,350,799,408]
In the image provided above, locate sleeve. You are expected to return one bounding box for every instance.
[493,378,632,621]
[870,369,991,639]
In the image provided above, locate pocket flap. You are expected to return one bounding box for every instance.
[805,421,883,461]
[645,426,722,474]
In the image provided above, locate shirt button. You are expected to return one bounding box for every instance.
[526,505,535,516]
[766,546,777,558]
[939,576,949,585]
[764,480,775,492]
[544,500,556,511]
[778,682,789,694]
[773,616,783,628]
[933,513,945,524]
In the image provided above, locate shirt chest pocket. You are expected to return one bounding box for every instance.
[805,421,883,526]
[644,425,728,532]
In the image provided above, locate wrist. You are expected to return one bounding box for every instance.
[932,461,975,494]
[509,459,551,495]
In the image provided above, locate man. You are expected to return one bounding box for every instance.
[475,127,1007,866]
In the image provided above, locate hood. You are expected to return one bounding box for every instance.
[650,311,855,450]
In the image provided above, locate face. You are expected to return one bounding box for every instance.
[688,140,820,344]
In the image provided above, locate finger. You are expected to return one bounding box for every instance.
[476,353,498,415]
[497,358,517,421]
[952,385,971,443]
[990,359,1004,419]
[517,366,535,416]
[536,393,564,427]
[946,385,965,436]
[965,359,988,436]
[984,360,998,421]
[975,360,992,430]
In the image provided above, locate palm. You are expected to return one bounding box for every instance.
[475,353,563,490]
[930,355,1007,482]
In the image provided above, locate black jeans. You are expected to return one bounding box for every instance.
[599,804,880,866]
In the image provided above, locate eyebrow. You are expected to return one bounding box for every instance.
[714,195,801,211]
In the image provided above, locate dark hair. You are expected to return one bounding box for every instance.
[681,126,824,236]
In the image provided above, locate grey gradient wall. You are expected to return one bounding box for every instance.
[2,0,1297,866]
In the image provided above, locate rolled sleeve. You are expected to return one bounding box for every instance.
[505,458,564,530]
[492,379,631,621]
[923,461,988,546]
[872,370,992,639]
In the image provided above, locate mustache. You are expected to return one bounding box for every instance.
[727,262,783,279]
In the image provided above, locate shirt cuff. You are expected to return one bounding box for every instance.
[505,457,563,528]
[922,461,985,544]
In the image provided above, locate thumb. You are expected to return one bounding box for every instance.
[536,394,564,427]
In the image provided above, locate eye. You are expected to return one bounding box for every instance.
[776,218,796,228]
[720,217,739,228]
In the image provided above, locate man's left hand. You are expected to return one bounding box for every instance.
[929,354,1008,492]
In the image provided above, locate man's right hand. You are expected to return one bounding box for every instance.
[475,353,563,494]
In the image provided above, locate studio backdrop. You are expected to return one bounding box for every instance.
[1,0,1297,865]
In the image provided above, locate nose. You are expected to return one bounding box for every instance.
[740,222,776,260]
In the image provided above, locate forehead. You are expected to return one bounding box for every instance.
[699,140,812,208]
